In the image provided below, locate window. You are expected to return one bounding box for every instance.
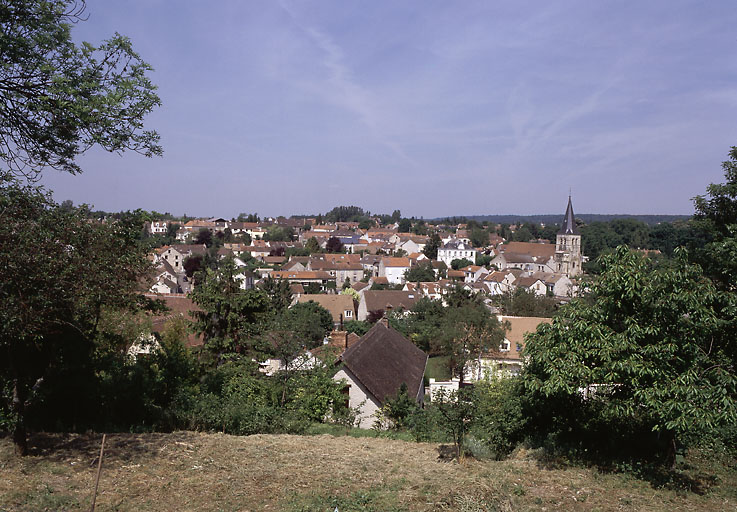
[501,340,510,351]
[345,310,352,318]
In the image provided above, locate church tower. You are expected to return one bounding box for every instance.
[554,196,583,277]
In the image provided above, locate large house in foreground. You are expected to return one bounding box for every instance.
[334,321,427,428]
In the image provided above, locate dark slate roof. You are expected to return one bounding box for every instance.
[558,196,580,235]
[340,322,428,404]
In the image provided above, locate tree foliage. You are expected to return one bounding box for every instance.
[422,232,441,260]
[692,146,737,290]
[190,258,269,361]
[324,205,367,223]
[0,180,152,454]
[325,236,344,253]
[450,258,473,270]
[404,260,437,282]
[0,0,161,180]
[280,301,333,348]
[398,218,412,233]
[523,246,737,466]
[492,288,558,317]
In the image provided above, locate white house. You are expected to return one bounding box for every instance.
[437,240,478,267]
[464,316,552,381]
[378,257,412,285]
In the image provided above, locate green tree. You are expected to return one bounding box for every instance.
[512,225,533,242]
[404,260,437,282]
[492,288,557,317]
[398,218,412,233]
[325,236,344,253]
[1,0,161,180]
[692,146,737,290]
[432,387,476,459]
[411,219,428,235]
[523,247,737,467]
[0,182,152,454]
[259,275,293,313]
[343,319,371,336]
[382,383,418,430]
[264,225,294,242]
[305,236,321,254]
[434,304,506,384]
[183,254,203,278]
[190,258,269,361]
[282,301,333,347]
[324,205,367,222]
[423,232,441,260]
[450,258,473,270]
[470,227,489,248]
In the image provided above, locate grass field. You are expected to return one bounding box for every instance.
[1,431,735,511]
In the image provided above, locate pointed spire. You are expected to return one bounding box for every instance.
[558,196,579,235]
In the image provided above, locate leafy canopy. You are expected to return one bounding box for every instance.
[524,246,737,451]
[0,0,161,179]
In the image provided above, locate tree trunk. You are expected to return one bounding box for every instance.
[12,380,28,456]
[664,431,677,469]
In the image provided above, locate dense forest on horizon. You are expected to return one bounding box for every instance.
[434,213,691,226]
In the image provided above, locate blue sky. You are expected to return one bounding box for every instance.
[41,1,737,218]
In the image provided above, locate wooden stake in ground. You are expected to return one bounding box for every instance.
[90,434,106,512]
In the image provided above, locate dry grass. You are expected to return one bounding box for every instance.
[0,431,735,511]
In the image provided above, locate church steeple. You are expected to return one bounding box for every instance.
[555,195,583,278]
[558,196,579,235]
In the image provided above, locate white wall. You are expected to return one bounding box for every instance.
[334,367,382,428]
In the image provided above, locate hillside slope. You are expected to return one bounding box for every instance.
[1,431,734,511]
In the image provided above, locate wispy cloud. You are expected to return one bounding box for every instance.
[277,0,418,167]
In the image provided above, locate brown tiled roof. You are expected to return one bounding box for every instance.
[340,322,427,404]
[271,271,333,280]
[460,265,482,272]
[295,294,355,325]
[502,253,535,264]
[382,257,411,267]
[484,271,513,283]
[166,244,207,256]
[282,260,305,271]
[289,283,305,295]
[144,293,203,347]
[501,242,555,261]
[351,282,369,292]
[515,275,544,288]
[184,220,215,229]
[321,253,361,264]
[311,330,362,360]
[500,315,552,345]
[362,290,419,313]
[310,260,363,271]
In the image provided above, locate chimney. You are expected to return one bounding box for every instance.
[330,330,349,349]
[380,307,391,327]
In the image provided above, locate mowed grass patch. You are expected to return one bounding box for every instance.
[425,356,452,381]
[0,431,734,511]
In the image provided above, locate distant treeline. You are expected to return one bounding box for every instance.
[433,214,691,226]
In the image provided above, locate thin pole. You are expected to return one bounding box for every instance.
[90,434,106,512]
